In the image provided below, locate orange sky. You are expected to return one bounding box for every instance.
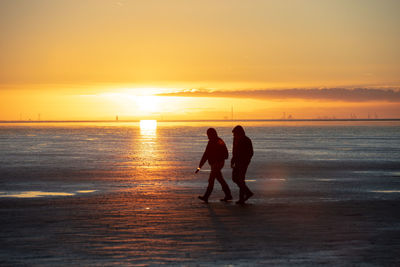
[1,0,399,120]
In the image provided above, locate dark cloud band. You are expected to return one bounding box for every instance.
[158,88,400,102]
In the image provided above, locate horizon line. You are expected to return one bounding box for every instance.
[1,118,400,123]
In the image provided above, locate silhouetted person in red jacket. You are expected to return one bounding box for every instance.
[231,125,254,204]
[196,128,232,203]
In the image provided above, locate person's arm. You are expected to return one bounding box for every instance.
[196,142,209,173]
[221,140,229,160]
[244,138,254,164]
[231,141,236,168]
[248,138,254,159]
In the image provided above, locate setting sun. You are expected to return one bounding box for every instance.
[140,119,157,131]
[136,96,161,113]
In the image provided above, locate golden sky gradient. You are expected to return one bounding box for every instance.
[1,0,399,120]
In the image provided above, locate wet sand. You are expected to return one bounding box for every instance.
[1,184,399,266]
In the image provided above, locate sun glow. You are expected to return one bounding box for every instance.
[136,95,160,112]
[93,90,167,117]
[140,120,157,136]
[140,119,157,129]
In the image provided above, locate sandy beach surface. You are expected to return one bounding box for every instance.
[1,182,399,266]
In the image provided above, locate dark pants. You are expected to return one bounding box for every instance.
[203,161,232,199]
[232,164,253,201]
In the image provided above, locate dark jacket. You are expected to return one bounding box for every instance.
[232,135,253,166]
[199,137,229,167]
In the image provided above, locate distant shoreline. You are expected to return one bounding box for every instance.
[1,119,400,123]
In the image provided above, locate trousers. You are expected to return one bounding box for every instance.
[203,161,232,199]
[232,163,253,201]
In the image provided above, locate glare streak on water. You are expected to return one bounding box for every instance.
[371,190,400,193]
[0,190,98,198]
[0,191,75,198]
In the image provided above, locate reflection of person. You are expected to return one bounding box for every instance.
[196,128,232,203]
[231,125,254,204]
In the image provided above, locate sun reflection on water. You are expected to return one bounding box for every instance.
[136,120,159,172]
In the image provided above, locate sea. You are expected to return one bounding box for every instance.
[1,120,399,200]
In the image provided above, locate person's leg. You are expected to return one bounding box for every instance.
[215,168,232,200]
[203,170,216,200]
[243,183,253,201]
[239,180,247,202]
[232,167,239,185]
[235,164,253,203]
[233,166,246,202]
[240,164,253,200]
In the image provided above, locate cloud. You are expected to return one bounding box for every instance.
[158,88,400,102]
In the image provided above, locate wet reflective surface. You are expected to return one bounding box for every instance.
[0,121,399,265]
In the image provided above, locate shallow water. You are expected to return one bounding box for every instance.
[1,121,400,265]
[0,121,399,200]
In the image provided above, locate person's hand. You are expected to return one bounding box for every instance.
[195,167,200,174]
[231,162,235,168]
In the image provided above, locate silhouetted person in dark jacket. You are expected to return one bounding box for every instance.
[231,125,254,204]
[196,128,232,203]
